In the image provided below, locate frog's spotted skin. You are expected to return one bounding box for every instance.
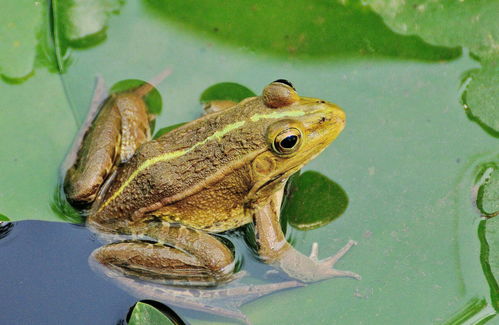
[66,79,357,294]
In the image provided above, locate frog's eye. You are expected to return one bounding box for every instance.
[273,79,296,90]
[272,128,302,155]
[262,80,299,108]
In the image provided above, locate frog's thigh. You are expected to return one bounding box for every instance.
[93,223,235,286]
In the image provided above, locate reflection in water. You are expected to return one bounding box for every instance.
[91,257,302,324]
[144,0,460,61]
[0,222,13,240]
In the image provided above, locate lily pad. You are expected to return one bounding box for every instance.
[0,0,44,81]
[479,219,499,311]
[128,302,178,325]
[462,61,499,136]
[145,0,459,60]
[0,0,123,82]
[282,171,348,231]
[199,82,256,104]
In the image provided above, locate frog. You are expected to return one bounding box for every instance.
[64,77,359,288]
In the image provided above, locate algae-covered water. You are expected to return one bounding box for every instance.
[0,0,497,324]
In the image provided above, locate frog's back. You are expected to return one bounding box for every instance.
[89,98,268,232]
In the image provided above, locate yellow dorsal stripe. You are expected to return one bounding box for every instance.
[99,110,306,210]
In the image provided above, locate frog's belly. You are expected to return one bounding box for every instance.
[152,204,251,233]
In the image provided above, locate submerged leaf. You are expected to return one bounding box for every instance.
[463,60,499,136]
[366,0,499,137]
[477,165,499,217]
[478,219,499,311]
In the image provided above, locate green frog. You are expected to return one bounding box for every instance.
[64,78,359,287]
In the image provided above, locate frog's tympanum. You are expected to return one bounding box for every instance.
[64,79,359,290]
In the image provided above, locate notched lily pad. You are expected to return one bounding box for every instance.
[56,0,124,48]
[53,0,124,71]
[128,301,181,325]
[200,82,256,104]
[110,79,163,115]
[282,171,348,231]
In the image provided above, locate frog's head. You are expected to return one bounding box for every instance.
[248,80,345,202]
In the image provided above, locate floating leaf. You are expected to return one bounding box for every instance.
[153,122,187,139]
[128,302,178,325]
[478,219,499,311]
[0,0,44,81]
[282,171,348,231]
[200,82,256,104]
[146,0,459,60]
[463,61,499,136]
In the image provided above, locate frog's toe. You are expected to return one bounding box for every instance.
[308,242,320,261]
[322,240,357,267]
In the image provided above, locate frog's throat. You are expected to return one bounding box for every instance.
[98,110,306,212]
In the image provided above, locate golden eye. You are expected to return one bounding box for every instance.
[272,128,302,155]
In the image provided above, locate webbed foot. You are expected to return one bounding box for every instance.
[275,240,361,282]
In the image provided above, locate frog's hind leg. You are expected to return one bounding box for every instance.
[91,222,236,286]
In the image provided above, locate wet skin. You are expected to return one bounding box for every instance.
[64,79,359,287]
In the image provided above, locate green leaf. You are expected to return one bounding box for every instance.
[153,122,187,139]
[200,82,256,103]
[282,171,348,231]
[128,302,176,325]
[0,214,10,222]
[52,0,124,72]
[145,0,459,60]
[365,0,499,137]
[0,0,44,81]
[479,219,499,311]
[110,79,163,115]
[365,0,498,60]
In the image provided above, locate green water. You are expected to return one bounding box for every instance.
[0,0,497,324]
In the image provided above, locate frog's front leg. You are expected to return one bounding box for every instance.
[91,221,236,286]
[253,190,361,282]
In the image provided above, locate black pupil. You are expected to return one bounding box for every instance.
[280,135,298,149]
[273,79,295,90]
